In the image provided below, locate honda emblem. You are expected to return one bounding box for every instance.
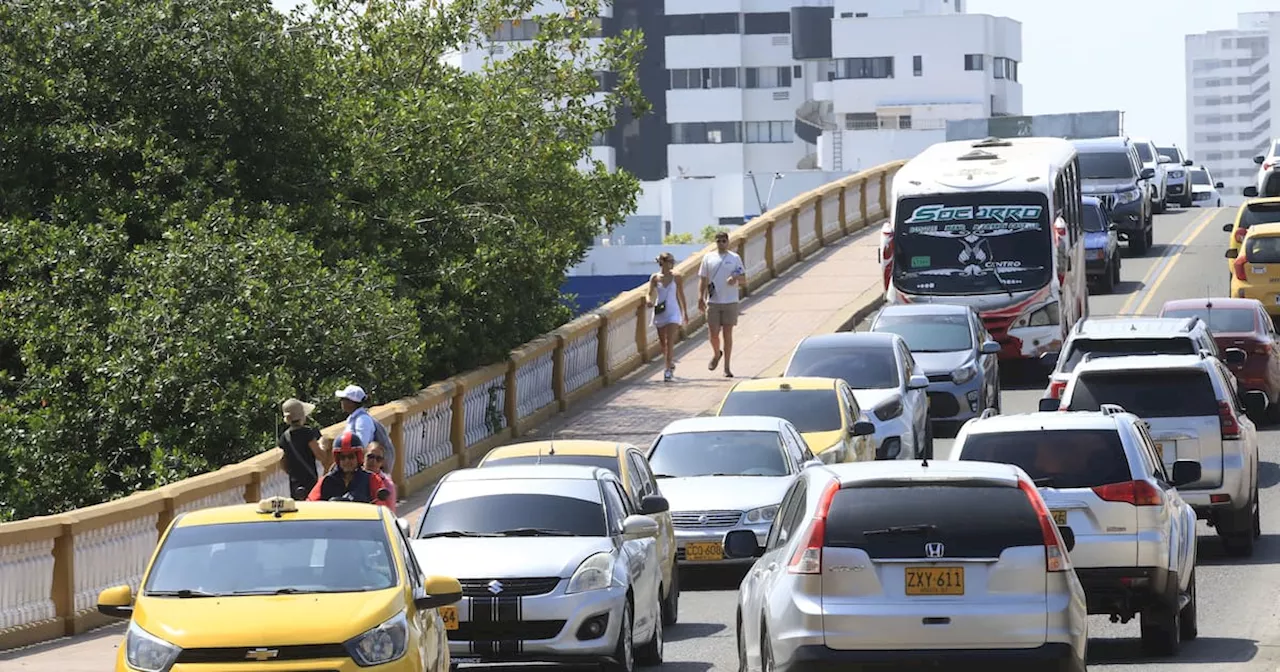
[924,542,945,558]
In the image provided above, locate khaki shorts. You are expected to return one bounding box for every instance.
[706,302,741,327]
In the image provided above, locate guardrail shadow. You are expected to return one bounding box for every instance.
[1087,636,1257,665]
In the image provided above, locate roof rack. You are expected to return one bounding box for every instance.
[1098,404,1127,416]
[971,137,1013,148]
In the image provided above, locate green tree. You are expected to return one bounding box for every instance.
[700,225,730,243]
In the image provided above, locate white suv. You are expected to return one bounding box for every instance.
[947,407,1200,655]
[1247,138,1280,199]
[1050,353,1265,557]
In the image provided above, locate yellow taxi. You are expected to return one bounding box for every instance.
[1223,197,1280,274]
[95,496,461,672]
[1227,222,1280,316]
[712,376,876,464]
[477,440,680,625]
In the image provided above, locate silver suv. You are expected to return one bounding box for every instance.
[1051,353,1265,557]
[1042,316,1242,401]
[947,407,1201,655]
[726,460,1088,671]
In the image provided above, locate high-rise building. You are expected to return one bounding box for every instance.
[1185,11,1278,200]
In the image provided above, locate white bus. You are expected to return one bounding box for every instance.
[879,137,1088,364]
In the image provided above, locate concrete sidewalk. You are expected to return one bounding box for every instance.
[1,225,887,670]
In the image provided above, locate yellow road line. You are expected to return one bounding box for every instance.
[1116,208,1218,316]
[1132,208,1225,316]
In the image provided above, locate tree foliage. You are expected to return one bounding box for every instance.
[0,0,645,520]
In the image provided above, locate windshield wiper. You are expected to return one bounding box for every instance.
[495,527,577,537]
[147,589,222,598]
[417,530,503,539]
[862,523,936,536]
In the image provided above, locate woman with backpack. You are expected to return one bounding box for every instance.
[278,398,327,499]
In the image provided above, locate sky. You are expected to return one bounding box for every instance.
[968,0,1278,148]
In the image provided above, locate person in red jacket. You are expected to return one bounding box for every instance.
[306,431,392,509]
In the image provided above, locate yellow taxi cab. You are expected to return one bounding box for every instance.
[712,376,876,464]
[1227,222,1280,316]
[95,496,461,672]
[477,439,680,625]
[1223,197,1280,274]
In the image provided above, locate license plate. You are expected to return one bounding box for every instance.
[1154,442,1165,461]
[440,605,459,630]
[905,566,964,596]
[1051,510,1067,525]
[685,541,724,561]
[1254,265,1267,274]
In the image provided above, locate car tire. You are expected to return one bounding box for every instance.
[661,568,680,626]
[760,627,776,672]
[636,594,663,665]
[922,422,934,460]
[1130,231,1149,255]
[1220,501,1257,557]
[1139,583,1182,656]
[603,601,634,672]
[1179,569,1198,641]
[1112,254,1122,287]
[1099,261,1115,294]
[736,613,748,672]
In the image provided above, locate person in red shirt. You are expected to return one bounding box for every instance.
[306,431,392,510]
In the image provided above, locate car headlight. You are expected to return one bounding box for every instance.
[1168,170,1184,179]
[125,622,182,672]
[566,552,615,594]
[1116,188,1141,204]
[874,398,903,421]
[345,610,409,667]
[951,364,977,385]
[1011,301,1059,329]
[743,505,779,524]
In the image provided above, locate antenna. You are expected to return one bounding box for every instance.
[921,455,929,468]
[548,430,556,456]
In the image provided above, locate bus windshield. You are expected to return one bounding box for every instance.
[892,192,1053,296]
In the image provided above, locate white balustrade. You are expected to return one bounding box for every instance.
[821,191,842,238]
[461,370,507,446]
[796,204,818,248]
[770,218,793,266]
[0,538,56,628]
[405,399,453,475]
[260,465,290,498]
[175,486,247,517]
[563,330,599,394]
[744,234,768,280]
[515,350,555,419]
[606,309,639,371]
[72,514,158,614]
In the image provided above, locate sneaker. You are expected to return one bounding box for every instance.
[663,368,674,382]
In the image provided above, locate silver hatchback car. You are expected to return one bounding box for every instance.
[727,460,1088,671]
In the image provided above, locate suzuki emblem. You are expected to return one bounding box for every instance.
[924,542,945,558]
[245,648,279,661]
[487,580,504,595]
[697,514,708,525]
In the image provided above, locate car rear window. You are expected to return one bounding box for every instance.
[1246,235,1280,264]
[719,389,842,432]
[1161,307,1256,334]
[824,485,1044,559]
[957,430,1132,489]
[1240,202,1280,229]
[1067,370,1220,418]
[483,454,619,474]
[784,345,900,389]
[1061,337,1197,372]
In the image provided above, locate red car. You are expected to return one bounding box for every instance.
[1159,297,1280,421]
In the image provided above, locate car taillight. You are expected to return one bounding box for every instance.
[1219,400,1240,439]
[1048,380,1067,399]
[1265,162,1274,171]
[787,479,841,574]
[1234,255,1249,282]
[1255,343,1272,356]
[1016,479,1071,573]
[1092,480,1163,506]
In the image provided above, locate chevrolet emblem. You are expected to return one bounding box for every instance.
[245,648,279,661]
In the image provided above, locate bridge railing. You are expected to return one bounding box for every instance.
[0,159,905,651]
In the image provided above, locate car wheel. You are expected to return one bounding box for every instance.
[1221,502,1257,557]
[760,627,776,672]
[1139,585,1182,656]
[661,568,680,626]
[736,614,748,672]
[1179,570,1198,641]
[1112,254,1122,286]
[635,594,663,665]
[603,601,634,672]
[1100,260,1115,294]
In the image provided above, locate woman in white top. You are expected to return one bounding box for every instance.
[647,252,689,382]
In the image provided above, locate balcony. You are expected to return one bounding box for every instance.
[795,99,835,145]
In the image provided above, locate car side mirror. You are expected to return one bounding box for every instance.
[621,513,660,539]
[1226,248,1239,259]
[1183,159,1194,167]
[1224,223,1235,232]
[1256,155,1266,165]
[1243,390,1269,417]
[724,529,765,559]
[801,458,824,470]
[1056,525,1075,552]
[1038,398,1061,412]
[908,374,929,390]
[415,576,463,610]
[851,420,876,436]
[1224,348,1248,366]
[1215,182,1225,189]
[1140,167,1155,180]
[96,585,134,619]
[1244,186,1260,198]
[1171,460,1202,487]
[640,495,670,515]
[980,340,1001,355]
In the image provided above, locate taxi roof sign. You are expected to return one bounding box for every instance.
[257,496,299,518]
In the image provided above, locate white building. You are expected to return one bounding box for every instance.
[451,0,1021,259]
[1185,11,1277,201]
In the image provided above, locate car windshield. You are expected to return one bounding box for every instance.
[418,479,607,537]
[1060,337,1197,373]
[143,520,396,596]
[1135,143,1154,163]
[1240,203,1280,229]
[648,430,789,477]
[1161,307,1256,334]
[784,344,900,389]
[1191,170,1210,186]
[957,429,1133,489]
[1157,147,1180,163]
[483,454,620,475]
[1245,236,1280,264]
[718,389,842,432]
[1078,151,1135,180]
[1066,370,1220,418]
[1082,203,1107,232]
[872,313,973,353]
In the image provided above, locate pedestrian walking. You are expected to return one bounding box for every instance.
[698,230,747,378]
[647,252,689,382]
[278,398,325,500]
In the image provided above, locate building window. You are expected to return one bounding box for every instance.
[964,54,984,71]
[744,66,792,88]
[844,113,878,130]
[669,67,740,89]
[898,115,912,130]
[793,65,802,78]
[993,57,1018,81]
[745,121,794,143]
[913,55,922,77]
[743,12,790,34]
[666,13,740,35]
[490,19,540,42]
[834,57,894,80]
[670,121,743,144]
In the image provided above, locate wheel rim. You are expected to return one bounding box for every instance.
[622,608,633,672]
[654,605,663,659]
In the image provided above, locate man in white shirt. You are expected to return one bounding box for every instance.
[698,230,747,377]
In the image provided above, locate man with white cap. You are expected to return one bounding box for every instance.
[335,384,396,480]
